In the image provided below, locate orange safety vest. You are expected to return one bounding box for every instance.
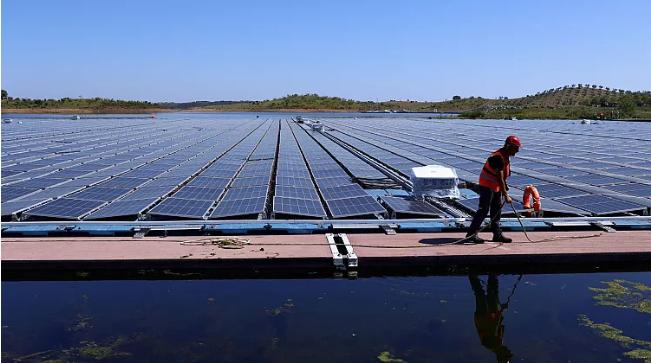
[479,149,510,192]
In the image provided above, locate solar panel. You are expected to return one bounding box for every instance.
[25,198,105,219]
[230,175,270,187]
[172,186,224,201]
[320,184,368,200]
[9,177,67,189]
[273,196,326,217]
[70,187,131,201]
[100,177,148,189]
[315,177,352,189]
[120,186,175,201]
[274,185,320,200]
[568,174,626,186]
[275,176,314,188]
[1,186,38,202]
[1,199,45,217]
[380,196,445,217]
[210,197,267,218]
[148,197,212,218]
[85,198,157,220]
[326,195,386,218]
[221,186,268,200]
[534,183,588,198]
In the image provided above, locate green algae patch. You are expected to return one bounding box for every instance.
[68,314,94,332]
[579,315,651,362]
[589,279,651,314]
[77,337,131,360]
[625,349,651,362]
[377,351,407,363]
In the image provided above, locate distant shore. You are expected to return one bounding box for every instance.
[1,108,173,114]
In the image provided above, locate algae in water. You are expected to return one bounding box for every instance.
[589,279,651,314]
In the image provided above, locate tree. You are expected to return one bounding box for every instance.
[452,95,461,100]
[1,89,7,100]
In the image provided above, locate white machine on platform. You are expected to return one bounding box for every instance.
[410,165,460,199]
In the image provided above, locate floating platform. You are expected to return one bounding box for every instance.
[3,230,651,279]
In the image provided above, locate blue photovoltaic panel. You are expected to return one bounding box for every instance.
[274,185,319,200]
[187,176,230,188]
[1,199,45,216]
[326,195,386,218]
[85,198,158,220]
[273,196,326,217]
[315,177,352,189]
[230,176,270,188]
[380,196,445,217]
[100,177,148,189]
[148,197,212,218]
[320,184,368,200]
[210,197,267,218]
[70,187,131,202]
[25,198,105,219]
[172,186,224,201]
[221,186,268,201]
[120,186,175,201]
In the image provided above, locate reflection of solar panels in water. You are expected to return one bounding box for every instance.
[210,197,266,218]
[326,195,386,218]
[273,196,326,217]
[148,197,212,218]
[26,198,105,219]
[380,196,445,217]
[85,198,157,220]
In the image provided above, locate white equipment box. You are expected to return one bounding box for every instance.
[410,165,460,199]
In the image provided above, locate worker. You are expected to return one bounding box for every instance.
[469,274,514,363]
[465,135,521,243]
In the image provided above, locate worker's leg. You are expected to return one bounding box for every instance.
[489,191,503,236]
[467,186,494,236]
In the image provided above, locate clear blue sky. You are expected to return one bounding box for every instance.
[2,0,650,102]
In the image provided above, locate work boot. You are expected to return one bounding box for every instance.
[465,233,485,244]
[492,233,512,243]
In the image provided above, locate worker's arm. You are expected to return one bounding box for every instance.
[499,171,512,204]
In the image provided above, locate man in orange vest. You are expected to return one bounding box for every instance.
[465,135,521,244]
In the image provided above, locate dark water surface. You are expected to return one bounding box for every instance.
[2,272,651,362]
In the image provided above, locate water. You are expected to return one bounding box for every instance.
[3,272,650,362]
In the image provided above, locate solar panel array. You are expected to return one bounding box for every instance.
[3,114,650,222]
[320,118,651,216]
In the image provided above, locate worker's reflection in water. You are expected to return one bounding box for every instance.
[469,274,513,363]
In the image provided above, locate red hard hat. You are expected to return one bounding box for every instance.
[506,135,522,148]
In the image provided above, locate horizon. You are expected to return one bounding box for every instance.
[2,0,651,102]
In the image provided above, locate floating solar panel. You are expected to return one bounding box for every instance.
[25,198,105,220]
[9,177,67,189]
[534,183,588,198]
[70,187,131,202]
[120,186,175,201]
[380,196,445,217]
[100,177,148,189]
[1,199,45,217]
[273,196,326,217]
[315,177,352,189]
[275,176,314,188]
[1,186,38,202]
[85,198,158,220]
[320,183,368,200]
[326,195,386,218]
[172,186,224,201]
[274,185,320,200]
[558,195,646,215]
[221,186,269,200]
[230,175,270,188]
[210,197,267,218]
[148,197,213,218]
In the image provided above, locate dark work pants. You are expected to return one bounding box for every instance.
[467,185,503,236]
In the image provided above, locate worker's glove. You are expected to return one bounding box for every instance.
[503,194,513,204]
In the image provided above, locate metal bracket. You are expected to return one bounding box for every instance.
[590,221,616,233]
[132,227,151,238]
[326,233,358,271]
[380,224,397,235]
